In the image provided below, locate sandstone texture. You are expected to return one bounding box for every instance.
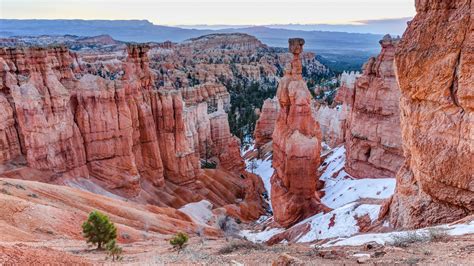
[271,38,329,228]
[0,44,266,222]
[388,0,473,228]
[316,79,355,149]
[254,97,280,148]
[0,94,21,164]
[344,35,404,178]
[313,72,359,148]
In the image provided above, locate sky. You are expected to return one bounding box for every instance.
[1,0,416,26]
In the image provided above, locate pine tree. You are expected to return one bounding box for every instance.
[169,232,189,251]
[106,239,123,261]
[82,210,117,250]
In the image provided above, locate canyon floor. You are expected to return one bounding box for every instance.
[1,234,473,265]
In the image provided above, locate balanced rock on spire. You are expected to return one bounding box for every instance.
[270,38,329,228]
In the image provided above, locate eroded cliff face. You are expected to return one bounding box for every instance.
[1,46,89,178]
[271,39,329,228]
[344,35,404,179]
[254,97,280,148]
[181,82,244,173]
[0,44,266,221]
[388,0,473,228]
[0,93,21,164]
[312,71,360,148]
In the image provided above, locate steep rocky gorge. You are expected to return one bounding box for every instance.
[0,44,265,221]
[252,14,473,230]
[0,9,472,260]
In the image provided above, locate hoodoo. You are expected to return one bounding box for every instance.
[271,38,329,228]
[254,97,280,149]
[344,35,404,179]
[387,0,473,228]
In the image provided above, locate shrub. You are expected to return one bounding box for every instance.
[426,228,448,242]
[82,210,117,250]
[106,239,123,261]
[217,215,240,239]
[0,188,11,195]
[170,232,189,251]
[218,241,264,254]
[389,231,429,248]
[389,228,448,247]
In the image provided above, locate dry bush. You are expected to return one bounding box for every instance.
[218,241,264,255]
[217,215,240,239]
[389,231,430,247]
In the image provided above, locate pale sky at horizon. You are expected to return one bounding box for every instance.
[1,0,416,26]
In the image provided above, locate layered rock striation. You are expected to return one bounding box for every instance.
[254,97,280,148]
[0,44,265,220]
[271,38,329,228]
[344,35,404,179]
[387,0,473,228]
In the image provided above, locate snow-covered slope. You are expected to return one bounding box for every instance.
[322,220,474,247]
[319,146,396,209]
[179,200,214,226]
[242,145,396,244]
[243,144,274,206]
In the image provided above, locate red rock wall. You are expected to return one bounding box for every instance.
[209,111,245,173]
[0,94,22,163]
[0,44,265,220]
[344,35,404,178]
[254,97,279,148]
[1,47,89,177]
[388,0,473,228]
[271,39,329,228]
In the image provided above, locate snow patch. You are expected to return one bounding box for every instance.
[244,144,274,206]
[179,200,213,226]
[319,146,395,209]
[321,220,474,247]
[296,203,381,243]
[240,228,284,243]
[242,145,398,244]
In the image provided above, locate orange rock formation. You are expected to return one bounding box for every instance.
[0,44,266,222]
[271,38,329,228]
[387,0,473,228]
[254,97,280,148]
[344,35,404,178]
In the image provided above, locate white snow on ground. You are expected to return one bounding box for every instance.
[319,146,396,209]
[241,228,285,243]
[242,145,398,244]
[296,203,381,243]
[242,144,474,246]
[247,158,273,198]
[244,144,274,204]
[321,220,474,247]
[179,200,213,226]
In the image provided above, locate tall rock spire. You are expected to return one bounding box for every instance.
[271,38,329,228]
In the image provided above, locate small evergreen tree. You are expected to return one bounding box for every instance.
[82,210,117,250]
[249,159,258,174]
[170,232,189,251]
[106,239,123,261]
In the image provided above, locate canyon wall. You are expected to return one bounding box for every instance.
[313,71,359,148]
[254,97,279,148]
[344,35,404,179]
[387,0,473,228]
[271,38,328,228]
[0,44,265,220]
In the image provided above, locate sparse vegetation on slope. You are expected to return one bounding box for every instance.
[82,210,117,250]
